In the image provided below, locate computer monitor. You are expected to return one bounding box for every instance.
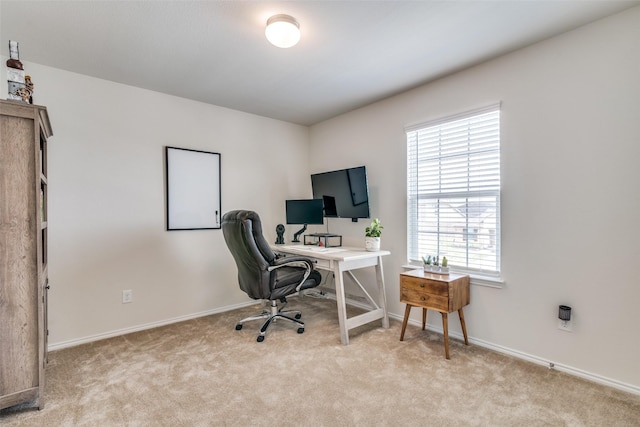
[285,199,324,242]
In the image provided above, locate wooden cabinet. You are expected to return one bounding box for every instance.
[399,269,470,359]
[0,100,52,410]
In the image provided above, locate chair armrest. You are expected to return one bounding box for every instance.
[270,255,315,269]
[268,256,315,291]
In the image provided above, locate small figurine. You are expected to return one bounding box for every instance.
[16,86,31,103]
[25,75,34,104]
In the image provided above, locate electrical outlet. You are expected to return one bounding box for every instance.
[122,289,133,304]
[558,318,572,332]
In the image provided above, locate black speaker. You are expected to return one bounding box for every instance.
[275,224,285,245]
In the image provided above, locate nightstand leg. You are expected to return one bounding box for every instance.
[422,308,427,331]
[458,308,469,345]
[441,312,450,359]
[400,304,412,341]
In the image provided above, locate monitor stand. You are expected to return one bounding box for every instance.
[292,224,307,242]
[304,233,342,247]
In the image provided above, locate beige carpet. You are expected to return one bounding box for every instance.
[2,296,639,426]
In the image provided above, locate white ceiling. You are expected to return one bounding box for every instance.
[2,1,638,126]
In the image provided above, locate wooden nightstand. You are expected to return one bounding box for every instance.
[399,269,470,359]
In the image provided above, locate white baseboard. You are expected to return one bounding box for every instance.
[47,300,257,351]
[395,313,640,396]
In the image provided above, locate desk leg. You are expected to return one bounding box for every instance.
[441,312,450,359]
[458,308,469,345]
[375,256,389,328]
[334,264,350,345]
[400,304,412,341]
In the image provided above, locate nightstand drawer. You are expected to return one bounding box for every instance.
[400,285,449,311]
[401,275,448,296]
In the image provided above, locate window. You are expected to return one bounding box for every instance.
[406,105,501,277]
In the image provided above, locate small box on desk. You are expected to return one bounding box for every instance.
[304,233,342,247]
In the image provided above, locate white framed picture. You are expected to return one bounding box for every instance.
[165,146,221,230]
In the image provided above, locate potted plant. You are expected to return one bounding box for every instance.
[422,255,432,272]
[440,256,450,274]
[365,218,383,251]
[432,255,440,273]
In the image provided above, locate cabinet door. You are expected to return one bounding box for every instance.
[0,111,40,407]
[39,127,49,376]
[0,101,51,411]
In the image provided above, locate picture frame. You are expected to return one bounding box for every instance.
[165,146,221,230]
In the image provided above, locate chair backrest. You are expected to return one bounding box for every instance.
[222,210,277,300]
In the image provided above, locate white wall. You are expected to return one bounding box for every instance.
[1,61,311,347]
[309,7,640,390]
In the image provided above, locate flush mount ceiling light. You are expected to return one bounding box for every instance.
[265,14,300,48]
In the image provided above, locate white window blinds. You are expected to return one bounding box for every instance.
[407,105,501,275]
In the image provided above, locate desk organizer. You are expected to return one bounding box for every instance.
[304,233,342,247]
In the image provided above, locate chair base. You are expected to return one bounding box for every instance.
[236,298,305,342]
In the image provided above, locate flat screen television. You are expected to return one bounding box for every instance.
[311,166,370,221]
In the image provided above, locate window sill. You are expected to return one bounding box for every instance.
[401,264,504,289]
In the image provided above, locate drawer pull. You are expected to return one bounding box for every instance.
[420,296,426,301]
[420,284,425,288]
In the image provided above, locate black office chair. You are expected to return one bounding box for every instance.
[222,210,322,342]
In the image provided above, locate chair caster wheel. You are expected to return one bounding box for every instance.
[257,335,265,342]
[295,313,302,320]
[297,328,304,334]
[235,324,243,331]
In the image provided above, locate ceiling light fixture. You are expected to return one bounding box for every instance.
[265,14,300,48]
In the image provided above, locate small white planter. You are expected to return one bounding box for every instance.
[365,236,380,252]
[439,267,450,275]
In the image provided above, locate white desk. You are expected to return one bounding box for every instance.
[273,245,390,345]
